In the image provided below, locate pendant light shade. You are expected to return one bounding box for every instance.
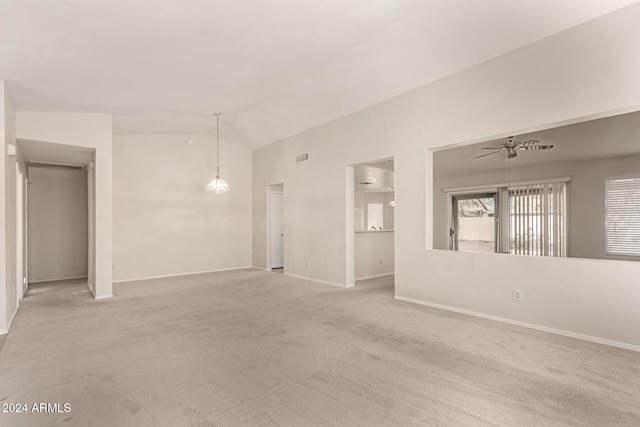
[206,113,230,193]
[206,177,230,193]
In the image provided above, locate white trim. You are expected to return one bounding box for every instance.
[3,306,19,335]
[252,266,268,271]
[356,272,394,281]
[86,278,111,300]
[0,306,20,335]
[85,281,95,297]
[29,275,88,284]
[284,272,354,288]
[443,176,571,194]
[112,266,253,284]
[394,296,640,353]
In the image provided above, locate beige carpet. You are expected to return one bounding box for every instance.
[0,269,638,426]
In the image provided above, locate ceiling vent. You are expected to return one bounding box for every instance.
[296,153,309,163]
[28,161,85,171]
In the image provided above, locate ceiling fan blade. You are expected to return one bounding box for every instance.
[519,139,539,148]
[481,147,504,150]
[474,151,501,158]
[522,144,554,150]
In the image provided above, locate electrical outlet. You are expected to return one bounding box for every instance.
[306,260,310,268]
[513,289,523,302]
[378,258,383,264]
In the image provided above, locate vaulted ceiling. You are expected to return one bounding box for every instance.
[1,0,637,149]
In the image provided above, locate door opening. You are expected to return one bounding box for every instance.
[268,184,284,271]
[349,158,395,289]
[16,167,25,302]
[27,162,89,288]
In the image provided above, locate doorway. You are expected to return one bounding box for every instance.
[28,164,89,284]
[16,167,25,301]
[268,184,284,271]
[16,139,94,295]
[348,158,395,288]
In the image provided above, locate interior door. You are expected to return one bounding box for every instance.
[451,192,498,253]
[270,192,284,269]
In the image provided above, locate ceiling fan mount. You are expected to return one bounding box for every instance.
[474,136,553,159]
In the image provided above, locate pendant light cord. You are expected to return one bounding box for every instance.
[215,113,221,179]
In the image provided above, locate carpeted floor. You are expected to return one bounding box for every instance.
[0,269,638,426]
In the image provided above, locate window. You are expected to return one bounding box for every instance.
[367,202,384,230]
[605,176,640,256]
[448,178,568,257]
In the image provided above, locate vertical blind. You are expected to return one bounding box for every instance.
[605,177,640,256]
[509,182,566,257]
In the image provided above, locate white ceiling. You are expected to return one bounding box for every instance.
[355,159,394,192]
[1,0,637,150]
[433,111,640,178]
[18,139,95,166]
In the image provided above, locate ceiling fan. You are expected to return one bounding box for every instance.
[474,136,554,159]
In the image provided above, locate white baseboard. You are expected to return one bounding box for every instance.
[85,281,96,297]
[394,295,640,353]
[284,272,353,289]
[83,282,112,300]
[356,272,394,281]
[112,266,253,284]
[252,266,268,271]
[30,275,88,284]
[0,305,19,335]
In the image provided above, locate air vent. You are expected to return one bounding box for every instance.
[359,181,373,185]
[296,153,309,163]
[28,161,85,171]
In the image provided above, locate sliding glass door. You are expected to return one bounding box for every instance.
[451,193,498,253]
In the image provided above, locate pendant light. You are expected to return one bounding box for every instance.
[206,113,231,193]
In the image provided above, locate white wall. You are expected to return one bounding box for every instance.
[112,135,252,282]
[433,153,640,261]
[29,167,88,282]
[0,80,18,334]
[355,231,394,280]
[252,4,640,349]
[16,112,113,298]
